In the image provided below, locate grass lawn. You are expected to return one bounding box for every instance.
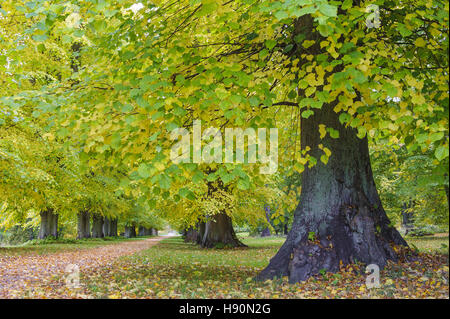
[80,235,448,299]
[406,235,449,255]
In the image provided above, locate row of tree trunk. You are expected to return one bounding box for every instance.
[38,210,121,239]
[125,225,158,238]
[77,212,118,239]
[138,226,158,236]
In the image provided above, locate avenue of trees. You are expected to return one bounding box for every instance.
[0,0,448,283]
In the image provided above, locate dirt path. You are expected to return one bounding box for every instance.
[0,237,165,298]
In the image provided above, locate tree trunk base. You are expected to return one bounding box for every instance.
[201,213,246,248]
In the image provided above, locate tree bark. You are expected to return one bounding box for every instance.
[151,228,158,236]
[444,184,449,209]
[111,218,118,237]
[261,205,271,237]
[77,211,91,239]
[401,202,415,235]
[138,226,151,236]
[196,221,206,245]
[38,209,58,239]
[257,101,407,283]
[103,217,112,237]
[184,226,199,242]
[201,213,246,248]
[91,215,104,238]
[124,225,136,238]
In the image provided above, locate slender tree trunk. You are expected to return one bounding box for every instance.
[401,202,415,235]
[103,217,112,237]
[257,101,407,283]
[261,205,271,237]
[38,209,58,239]
[201,213,246,248]
[77,211,91,239]
[151,228,158,236]
[111,218,118,237]
[91,215,104,238]
[196,221,206,245]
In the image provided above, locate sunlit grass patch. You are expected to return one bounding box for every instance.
[406,235,449,255]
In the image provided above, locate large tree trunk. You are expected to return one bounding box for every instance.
[201,213,246,248]
[124,225,136,238]
[77,211,91,239]
[257,101,407,283]
[91,215,104,238]
[38,209,58,239]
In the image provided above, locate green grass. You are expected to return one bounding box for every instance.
[405,235,449,255]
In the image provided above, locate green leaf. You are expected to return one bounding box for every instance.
[435,145,449,161]
[32,34,48,42]
[138,164,151,179]
[318,3,337,17]
[301,110,314,119]
[265,39,277,50]
[237,178,250,190]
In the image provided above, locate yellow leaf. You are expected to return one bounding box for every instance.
[319,124,327,139]
[414,38,426,47]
